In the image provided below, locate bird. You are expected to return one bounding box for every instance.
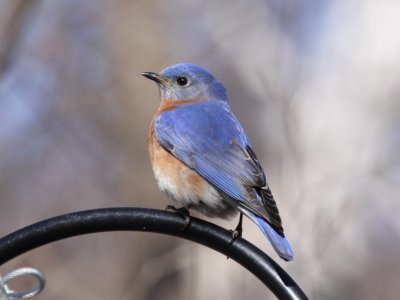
[142,63,294,261]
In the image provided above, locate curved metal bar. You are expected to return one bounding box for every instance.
[0,207,308,299]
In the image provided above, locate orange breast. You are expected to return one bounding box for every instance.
[148,118,209,205]
[147,101,235,218]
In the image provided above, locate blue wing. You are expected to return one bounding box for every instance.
[154,100,265,202]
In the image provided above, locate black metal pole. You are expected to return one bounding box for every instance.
[0,207,308,299]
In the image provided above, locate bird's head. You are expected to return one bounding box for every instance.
[142,63,227,102]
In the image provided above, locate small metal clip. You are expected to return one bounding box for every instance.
[0,268,45,299]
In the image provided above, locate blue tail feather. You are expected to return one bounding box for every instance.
[248,213,294,261]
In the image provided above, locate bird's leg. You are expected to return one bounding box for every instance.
[230,213,243,244]
[165,205,191,230]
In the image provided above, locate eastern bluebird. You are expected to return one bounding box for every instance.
[142,63,294,261]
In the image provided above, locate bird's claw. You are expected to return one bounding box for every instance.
[227,223,243,259]
[165,205,191,230]
[229,213,243,245]
[229,228,242,245]
[231,229,242,239]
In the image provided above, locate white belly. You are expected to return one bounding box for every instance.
[152,154,221,209]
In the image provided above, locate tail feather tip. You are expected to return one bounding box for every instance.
[253,215,294,261]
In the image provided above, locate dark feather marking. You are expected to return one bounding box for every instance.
[256,187,284,236]
[246,145,258,162]
[162,139,174,151]
[245,145,266,185]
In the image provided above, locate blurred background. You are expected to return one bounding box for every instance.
[0,0,399,299]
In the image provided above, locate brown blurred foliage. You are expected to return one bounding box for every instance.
[0,0,399,299]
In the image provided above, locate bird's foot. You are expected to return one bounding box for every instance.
[229,213,243,245]
[165,205,191,230]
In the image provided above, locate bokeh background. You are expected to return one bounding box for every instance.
[0,0,399,299]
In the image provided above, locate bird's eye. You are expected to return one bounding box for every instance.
[176,76,189,87]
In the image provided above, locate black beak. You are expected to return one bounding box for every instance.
[141,72,166,84]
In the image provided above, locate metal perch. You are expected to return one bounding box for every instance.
[0,207,308,299]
